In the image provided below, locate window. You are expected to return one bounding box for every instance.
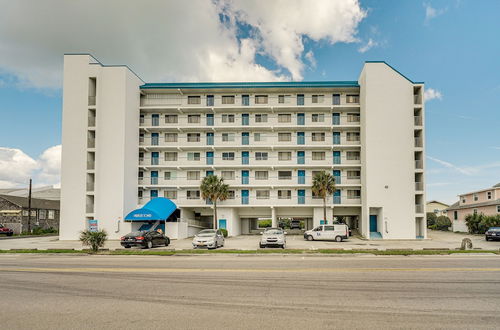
[278,152,292,161]
[311,132,325,142]
[254,133,266,142]
[39,210,46,219]
[22,210,29,216]
[164,171,174,180]
[255,114,268,123]
[221,171,235,180]
[278,113,291,123]
[256,190,270,199]
[188,96,201,104]
[165,114,178,123]
[242,95,249,106]
[454,211,458,220]
[138,171,144,180]
[497,205,500,213]
[312,152,325,160]
[222,114,235,123]
[48,210,55,219]
[165,152,178,161]
[473,208,478,215]
[462,197,466,203]
[312,95,324,103]
[312,113,325,122]
[164,191,177,199]
[278,171,292,180]
[187,114,201,123]
[187,133,200,142]
[346,132,360,142]
[140,114,145,124]
[139,133,144,143]
[187,190,200,199]
[332,94,341,105]
[346,94,359,103]
[165,133,178,142]
[227,191,235,199]
[138,190,143,198]
[255,171,269,180]
[255,95,268,104]
[347,113,360,122]
[278,190,291,199]
[347,190,361,199]
[222,95,235,104]
[347,170,361,179]
[324,226,335,231]
[473,193,478,201]
[487,191,492,200]
[187,171,200,180]
[278,95,285,103]
[222,152,235,161]
[187,152,200,161]
[278,133,292,142]
[206,95,214,106]
[255,152,268,160]
[139,152,144,161]
[346,151,360,160]
[222,133,235,142]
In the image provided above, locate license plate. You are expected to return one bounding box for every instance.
[197,243,205,246]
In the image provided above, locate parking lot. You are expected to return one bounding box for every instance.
[1,230,500,251]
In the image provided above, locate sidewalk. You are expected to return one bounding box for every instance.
[0,230,498,251]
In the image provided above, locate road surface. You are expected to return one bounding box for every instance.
[1,254,500,329]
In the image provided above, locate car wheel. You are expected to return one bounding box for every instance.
[146,240,153,249]
[165,238,170,246]
[486,237,489,241]
[281,243,286,249]
[7,233,13,236]
[306,235,314,241]
[124,245,131,249]
[259,244,265,248]
[335,236,343,242]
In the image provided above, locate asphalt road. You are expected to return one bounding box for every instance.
[1,254,500,329]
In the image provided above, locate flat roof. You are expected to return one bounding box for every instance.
[140,81,360,90]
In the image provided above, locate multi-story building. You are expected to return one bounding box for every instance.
[60,54,426,240]
[446,183,500,232]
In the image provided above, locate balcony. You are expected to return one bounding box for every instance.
[414,137,423,148]
[415,204,424,213]
[414,95,422,104]
[415,160,423,169]
[86,160,95,170]
[414,116,422,126]
[88,96,96,106]
[86,182,94,192]
[415,182,424,191]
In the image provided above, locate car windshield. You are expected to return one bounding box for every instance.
[489,228,500,232]
[265,229,283,235]
[127,231,145,236]
[197,230,216,237]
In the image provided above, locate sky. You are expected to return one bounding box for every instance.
[0,0,499,204]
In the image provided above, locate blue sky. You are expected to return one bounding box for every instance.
[0,0,499,203]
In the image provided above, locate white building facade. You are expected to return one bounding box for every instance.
[60,54,426,240]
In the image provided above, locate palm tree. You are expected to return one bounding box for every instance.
[200,175,229,230]
[312,171,336,224]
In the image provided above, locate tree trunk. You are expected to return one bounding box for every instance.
[213,200,218,230]
[323,196,327,224]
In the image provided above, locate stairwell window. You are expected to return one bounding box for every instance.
[278,133,292,142]
[278,152,292,161]
[164,191,177,199]
[255,95,268,104]
[188,96,201,104]
[312,152,325,160]
[312,113,325,122]
[222,95,235,104]
[187,171,200,180]
[165,152,178,161]
[222,152,235,161]
[187,190,200,199]
[188,114,201,124]
[312,132,325,142]
[165,114,178,124]
[256,190,270,199]
[222,114,235,123]
[187,152,200,161]
[255,114,268,123]
[255,171,269,180]
[255,152,268,161]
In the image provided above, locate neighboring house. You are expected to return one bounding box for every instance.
[446,183,500,232]
[0,194,60,234]
[426,200,450,217]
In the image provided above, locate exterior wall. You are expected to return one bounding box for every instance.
[426,201,449,216]
[452,205,500,232]
[459,188,499,206]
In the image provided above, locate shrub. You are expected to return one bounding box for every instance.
[435,216,452,231]
[426,213,437,228]
[79,230,107,252]
[466,213,500,234]
[258,219,272,228]
[220,228,228,237]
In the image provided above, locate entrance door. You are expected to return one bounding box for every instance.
[242,132,249,145]
[370,215,378,232]
[206,113,214,126]
[333,170,341,184]
[241,170,249,184]
[298,189,305,204]
[298,170,305,184]
[206,132,214,145]
[151,171,158,185]
[297,113,305,125]
[206,151,214,165]
[218,219,227,229]
[241,151,249,164]
[241,190,249,204]
[297,132,305,145]
[332,113,340,125]
[242,113,249,126]
[297,151,305,164]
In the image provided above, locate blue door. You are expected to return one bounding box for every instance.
[151,132,159,145]
[241,170,249,184]
[206,113,214,126]
[206,170,214,177]
[206,151,214,165]
[332,113,340,125]
[242,95,249,106]
[297,94,304,106]
[206,95,214,106]
[332,94,341,105]
[151,152,159,165]
[242,113,249,126]
[298,170,305,184]
[297,113,305,125]
[241,151,249,165]
[333,189,341,204]
[241,190,249,204]
[297,151,305,164]
[151,171,158,185]
[333,170,341,184]
[150,190,158,199]
[218,219,227,229]
[242,132,249,145]
[333,132,340,145]
[333,151,341,164]
[206,132,214,145]
[151,114,159,126]
[298,190,305,204]
[297,132,305,145]
[370,215,378,232]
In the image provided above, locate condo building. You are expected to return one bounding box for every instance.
[60,54,426,240]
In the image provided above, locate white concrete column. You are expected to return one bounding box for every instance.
[271,207,277,228]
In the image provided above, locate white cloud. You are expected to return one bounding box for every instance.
[424,88,443,102]
[0,0,367,88]
[0,145,61,188]
[358,38,377,53]
[424,3,447,22]
[305,50,316,69]
[426,156,472,175]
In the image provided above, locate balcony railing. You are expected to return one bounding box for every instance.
[415,204,424,213]
[87,161,95,170]
[415,182,424,191]
[414,116,422,126]
[414,138,423,148]
[86,182,94,192]
[88,96,96,106]
[415,160,423,169]
[414,95,421,104]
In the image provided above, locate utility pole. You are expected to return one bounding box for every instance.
[27,178,32,233]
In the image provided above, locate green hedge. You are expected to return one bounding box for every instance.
[220,228,228,237]
[428,216,451,231]
[465,213,500,234]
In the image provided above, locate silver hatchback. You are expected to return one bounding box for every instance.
[192,229,225,249]
[259,228,287,249]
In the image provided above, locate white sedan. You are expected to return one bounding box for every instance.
[192,229,225,249]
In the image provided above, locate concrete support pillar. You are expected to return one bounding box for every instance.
[271,207,277,228]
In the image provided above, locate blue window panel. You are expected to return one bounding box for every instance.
[151,133,159,146]
[151,152,159,165]
[333,94,341,105]
[150,190,158,198]
[333,189,341,204]
[333,132,340,145]
[241,190,249,204]
[297,151,305,165]
[242,95,249,106]
[206,170,214,177]
[151,171,158,185]
[298,190,305,204]
[206,113,214,126]
[242,113,249,126]
[297,113,305,125]
[333,170,341,184]
[241,151,249,165]
[206,151,214,165]
[297,94,304,106]
[206,95,214,106]
[332,113,340,125]
[151,114,160,126]
[333,151,341,164]
[206,132,214,145]
[241,170,249,184]
[242,132,249,145]
[218,219,227,229]
[298,170,305,184]
[297,132,305,145]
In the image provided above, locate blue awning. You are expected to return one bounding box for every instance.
[125,198,177,221]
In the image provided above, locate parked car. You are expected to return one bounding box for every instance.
[485,227,500,241]
[260,227,286,249]
[0,224,13,236]
[192,229,225,249]
[290,220,301,230]
[120,230,170,249]
[303,224,349,242]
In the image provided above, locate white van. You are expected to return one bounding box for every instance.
[303,224,349,242]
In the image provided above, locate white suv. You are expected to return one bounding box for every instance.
[303,224,349,242]
[260,228,286,249]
